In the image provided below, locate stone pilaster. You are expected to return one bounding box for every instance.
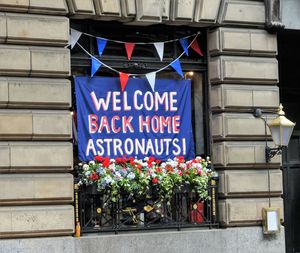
[0,2,74,238]
[208,24,282,226]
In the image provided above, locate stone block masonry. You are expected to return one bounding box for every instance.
[208,27,282,227]
[0,4,73,239]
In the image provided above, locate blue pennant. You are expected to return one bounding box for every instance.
[170,59,184,78]
[179,38,189,56]
[96,38,107,56]
[91,58,102,77]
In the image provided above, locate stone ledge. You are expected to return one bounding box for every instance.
[93,0,122,20]
[218,197,283,226]
[67,0,96,16]
[212,113,274,141]
[0,0,68,15]
[194,0,221,24]
[0,110,72,140]
[212,141,281,168]
[0,174,73,205]
[0,227,285,253]
[209,56,278,85]
[208,27,277,56]
[5,13,69,46]
[169,0,196,24]
[0,77,71,109]
[218,169,283,197]
[211,84,279,112]
[218,0,265,27]
[0,142,73,172]
[0,205,74,238]
[0,45,70,77]
[66,0,234,27]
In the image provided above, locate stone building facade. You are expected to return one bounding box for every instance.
[0,1,287,252]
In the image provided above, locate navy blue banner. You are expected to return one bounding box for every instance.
[75,77,195,161]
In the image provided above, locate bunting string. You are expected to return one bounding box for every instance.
[71,29,203,91]
[79,30,200,45]
[75,32,200,77]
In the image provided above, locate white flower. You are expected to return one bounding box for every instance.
[83,164,89,170]
[114,172,122,181]
[151,173,157,178]
[84,171,91,176]
[127,172,135,180]
[89,161,95,165]
[104,176,112,184]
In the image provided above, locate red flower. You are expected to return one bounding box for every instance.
[156,159,161,164]
[102,157,110,168]
[156,167,162,173]
[176,156,185,163]
[115,157,124,164]
[90,172,99,181]
[152,177,158,184]
[166,165,174,173]
[147,156,155,167]
[148,156,155,162]
[136,164,142,169]
[94,156,104,162]
[129,157,135,165]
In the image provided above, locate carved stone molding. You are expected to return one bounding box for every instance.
[264,0,285,31]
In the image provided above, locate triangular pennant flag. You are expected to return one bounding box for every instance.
[170,59,184,78]
[179,38,189,56]
[154,42,164,61]
[119,72,129,91]
[91,58,102,77]
[190,40,203,57]
[70,28,82,49]
[96,38,107,56]
[145,72,156,92]
[124,42,135,60]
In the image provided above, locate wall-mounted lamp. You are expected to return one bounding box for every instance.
[254,104,295,163]
[262,207,281,234]
[184,71,194,79]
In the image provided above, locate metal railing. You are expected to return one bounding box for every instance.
[74,178,218,234]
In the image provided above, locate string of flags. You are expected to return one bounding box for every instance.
[70,28,204,92]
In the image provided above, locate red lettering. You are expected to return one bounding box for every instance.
[139,116,151,133]
[122,116,134,133]
[88,114,98,133]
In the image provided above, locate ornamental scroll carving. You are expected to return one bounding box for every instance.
[265,0,285,31]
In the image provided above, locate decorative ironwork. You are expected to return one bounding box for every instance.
[266,146,282,163]
[75,180,218,234]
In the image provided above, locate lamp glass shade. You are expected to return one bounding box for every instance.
[267,105,295,146]
[269,124,294,146]
[269,125,280,146]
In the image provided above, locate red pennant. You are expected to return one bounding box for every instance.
[119,72,129,91]
[191,40,203,57]
[124,42,135,60]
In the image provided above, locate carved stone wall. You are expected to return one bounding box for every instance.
[0,0,284,243]
[0,2,73,239]
[208,27,282,226]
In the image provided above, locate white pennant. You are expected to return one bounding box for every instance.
[70,28,82,49]
[146,72,156,92]
[154,42,164,61]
